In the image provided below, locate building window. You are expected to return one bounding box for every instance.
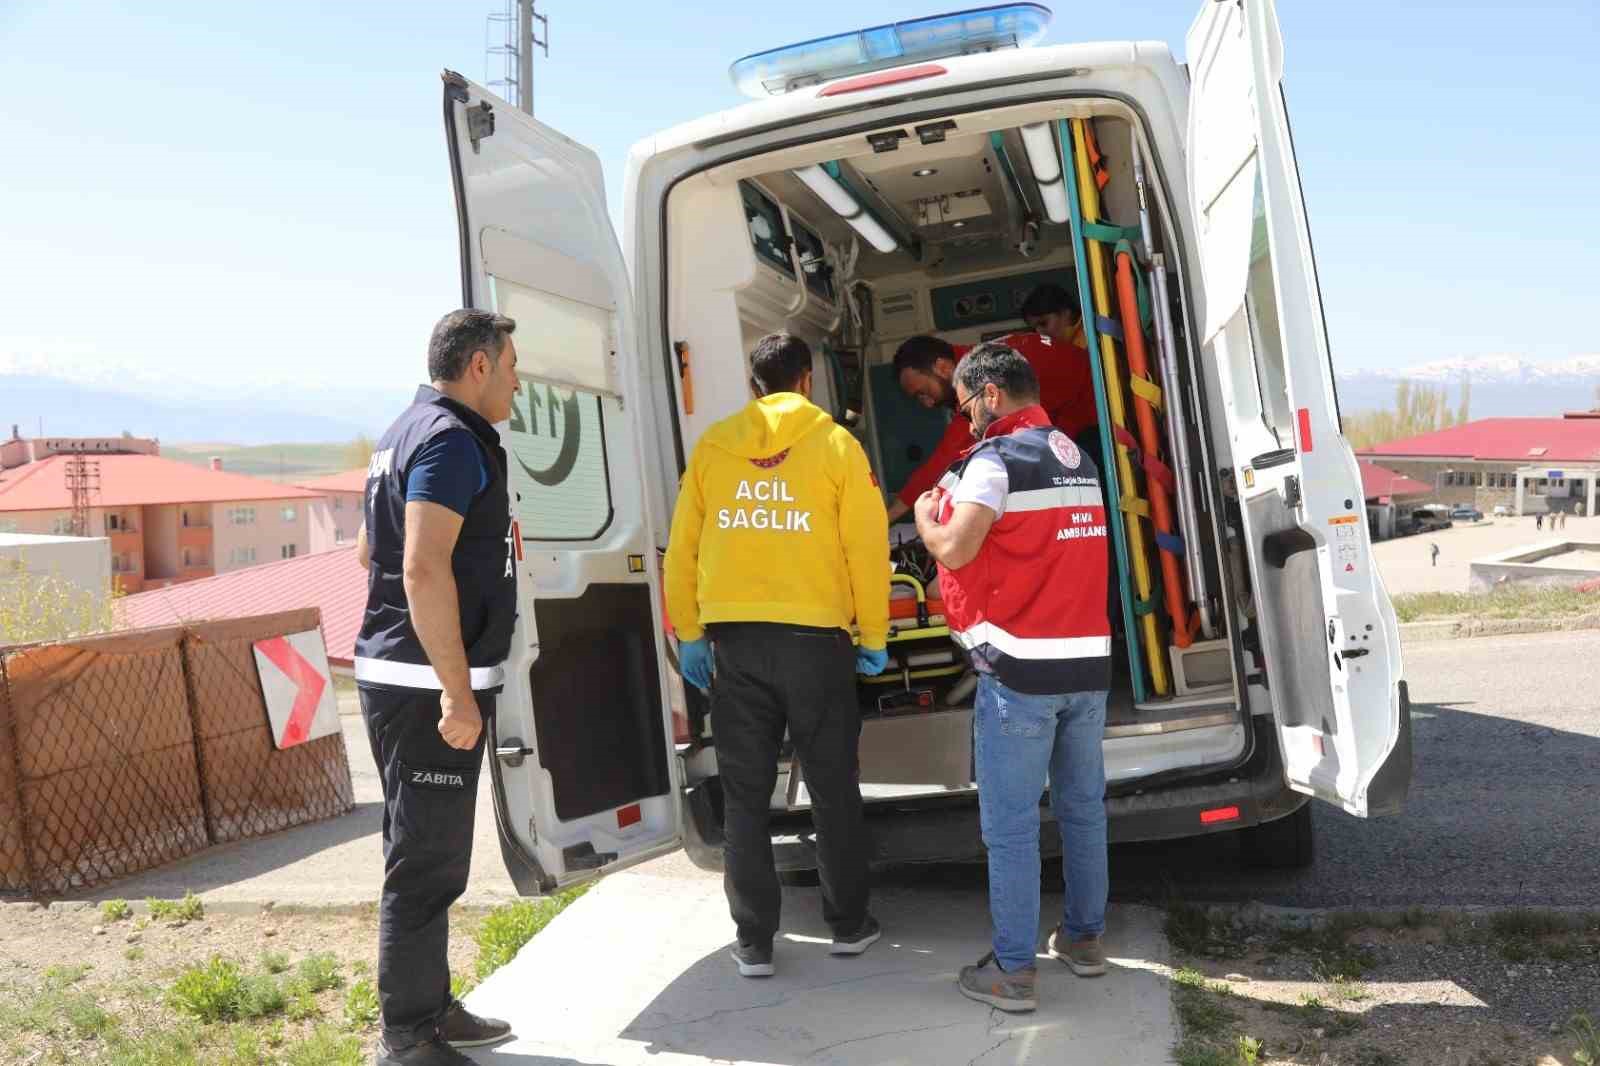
[182,548,191,567]
[281,506,297,523]
[229,546,258,565]
[281,544,298,560]
[106,514,120,532]
[0,520,17,534]
[334,529,345,545]
[227,506,257,526]
[50,516,72,535]
[333,497,343,512]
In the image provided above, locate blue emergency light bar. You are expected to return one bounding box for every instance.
[729,4,1053,99]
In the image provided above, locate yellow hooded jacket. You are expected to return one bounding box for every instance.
[664,392,889,649]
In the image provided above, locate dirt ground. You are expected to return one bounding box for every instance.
[1165,905,1600,1066]
[0,899,487,1064]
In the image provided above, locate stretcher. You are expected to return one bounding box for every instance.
[861,573,966,714]
[1060,118,1170,698]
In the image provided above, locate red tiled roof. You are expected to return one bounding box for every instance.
[295,469,367,494]
[1360,418,1600,464]
[0,454,323,513]
[1359,461,1431,501]
[116,547,365,666]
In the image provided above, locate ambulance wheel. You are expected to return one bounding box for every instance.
[1238,802,1314,869]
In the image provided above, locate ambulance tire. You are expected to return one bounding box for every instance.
[1238,801,1314,869]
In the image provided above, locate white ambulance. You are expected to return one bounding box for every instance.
[456,0,1412,893]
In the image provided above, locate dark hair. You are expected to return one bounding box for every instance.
[427,309,517,383]
[954,342,1039,404]
[749,332,813,396]
[892,335,958,377]
[1019,282,1080,321]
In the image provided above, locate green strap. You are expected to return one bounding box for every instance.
[1084,221,1141,244]
[1115,239,1155,331]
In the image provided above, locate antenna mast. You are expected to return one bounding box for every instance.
[65,450,100,538]
[486,0,549,114]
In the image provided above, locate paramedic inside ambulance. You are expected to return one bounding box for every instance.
[885,286,1097,522]
[664,332,891,980]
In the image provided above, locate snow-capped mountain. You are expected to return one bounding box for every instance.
[1335,355,1600,417]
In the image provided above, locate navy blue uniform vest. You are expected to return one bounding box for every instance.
[354,385,516,691]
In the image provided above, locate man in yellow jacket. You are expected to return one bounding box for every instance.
[665,332,890,979]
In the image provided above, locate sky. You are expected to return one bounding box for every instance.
[1,0,1597,407]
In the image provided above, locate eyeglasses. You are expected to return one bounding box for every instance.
[956,392,982,420]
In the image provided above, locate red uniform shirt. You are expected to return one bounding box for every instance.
[894,331,1097,508]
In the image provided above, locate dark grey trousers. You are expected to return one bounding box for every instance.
[360,685,493,1050]
[707,622,870,948]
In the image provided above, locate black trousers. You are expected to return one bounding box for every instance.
[707,622,870,947]
[360,685,493,1050]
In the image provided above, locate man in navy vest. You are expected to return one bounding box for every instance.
[354,309,521,1065]
[912,343,1112,1015]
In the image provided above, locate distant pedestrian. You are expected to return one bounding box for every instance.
[1537,513,1544,531]
[1562,511,1569,530]
[1430,542,1439,567]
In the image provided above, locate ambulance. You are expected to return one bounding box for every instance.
[454,0,1412,893]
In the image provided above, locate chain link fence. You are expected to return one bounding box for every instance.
[0,626,209,895]
[183,610,354,844]
[0,610,354,897]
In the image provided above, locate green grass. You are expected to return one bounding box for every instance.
[44,963,92,988]
[168,958,247,1023]
[1235,1035,1262,1066]
[1174,1039,1235,1066]
[1164,901,1245,960]
[101,899,134,922]
[282,1025,363,1066]
[258,951,290,976]
[1570,1013,1599,1066]
[343,978,379,1029]
[1391,586,1600,624]
[1176,987,1241,1036]
[147,892,204,925]
[125,947,146,962]
[1270,918,1377,981]
[291,954,343,994]
[0,982,116,1040]
[474,884,590,979]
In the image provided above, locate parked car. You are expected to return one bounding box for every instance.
[1451,506,1484,523]
[1492,504,1512,517]
[1409,506,1454,533]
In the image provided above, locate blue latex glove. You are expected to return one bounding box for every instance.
[856,646,889,677]
[679,638,713,691]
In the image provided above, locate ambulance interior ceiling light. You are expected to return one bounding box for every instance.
[1019,122,1069,224]
[792,164,900,253]
[729,4,1053,98]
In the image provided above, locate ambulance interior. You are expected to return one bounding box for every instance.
[665,99,1256,808]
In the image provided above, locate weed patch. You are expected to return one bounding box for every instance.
[168,958,247,1023]
[1570,1012,1599,1066]
[283,1025,363,1066]
[101,899,133,923]
[343,977,379,1029]
[475,884,589,979]
[293,954,343,994]
[147,892,204,925]
[1165,901,1245,960]
[1392,586,1600,624]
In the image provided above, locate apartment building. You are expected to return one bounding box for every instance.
[295,469,366,553]
[0,436,322,593]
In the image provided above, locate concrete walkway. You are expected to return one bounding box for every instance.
[462,863,1176,1066]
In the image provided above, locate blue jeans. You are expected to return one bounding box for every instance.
[974,675,1109,973]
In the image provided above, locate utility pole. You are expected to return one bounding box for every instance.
[488,0,548,114]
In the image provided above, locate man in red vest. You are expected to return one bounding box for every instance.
[911,342,1112,1014]
[885,300,1096,522]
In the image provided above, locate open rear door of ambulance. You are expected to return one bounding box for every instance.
[1185,2,1410,817]
[442,71,680,893]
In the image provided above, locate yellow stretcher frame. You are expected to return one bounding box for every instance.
[1070,118,1170,696]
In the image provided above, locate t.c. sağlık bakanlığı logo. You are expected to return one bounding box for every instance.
[1047,431,1081,470]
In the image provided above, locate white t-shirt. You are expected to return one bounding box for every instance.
[949,451,1009,518]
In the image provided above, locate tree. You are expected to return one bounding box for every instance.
[343,434,376,471]
[0,562,119,645]
[1342,379,1465,450]
[1456,373,1471,426]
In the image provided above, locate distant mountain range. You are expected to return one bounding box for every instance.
[3,355,1598,448]
[0,372,409,445]
[1334,355,1600,418]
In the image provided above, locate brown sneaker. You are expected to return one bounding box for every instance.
[957,952,1037,1013]
[1047,926,1107,977]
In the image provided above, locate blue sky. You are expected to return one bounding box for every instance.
[1,0,1596,407]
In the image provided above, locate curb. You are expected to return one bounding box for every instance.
[1399,613,1600,643]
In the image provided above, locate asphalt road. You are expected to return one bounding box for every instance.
[1101,629,1600,908]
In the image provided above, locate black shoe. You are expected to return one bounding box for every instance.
[830,915,882,957]
[439,999,513,1047]
[374,1037,476,1066]
[732,941,775,977]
